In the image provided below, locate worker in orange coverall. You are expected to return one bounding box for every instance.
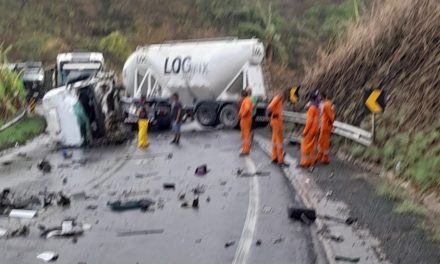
[239,89,254,156]
[300,92,320,167]
[317,92,335,164]
[267,89,290,167]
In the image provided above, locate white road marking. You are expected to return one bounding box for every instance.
[232,157,260,264]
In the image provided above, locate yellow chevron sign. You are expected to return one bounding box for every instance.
[365,89,383,113]
[290,86,299,104]
[29,98,36,113]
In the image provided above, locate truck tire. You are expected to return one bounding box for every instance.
[196,103,218,126]
[219,104,239,129]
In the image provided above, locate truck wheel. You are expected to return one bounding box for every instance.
[219,104,239,129]
[196,104,217,126]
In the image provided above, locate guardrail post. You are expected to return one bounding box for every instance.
[371,113,376,143]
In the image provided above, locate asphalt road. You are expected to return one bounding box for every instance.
[0,129,326,264]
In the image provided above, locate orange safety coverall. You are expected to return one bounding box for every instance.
[318,99,335,163]
[300,103,320,167]
[268,95,284,163]
[239,96,254,154]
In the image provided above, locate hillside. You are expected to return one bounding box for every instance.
[302,0,440,191]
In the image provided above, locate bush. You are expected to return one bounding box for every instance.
[98,31,131,68]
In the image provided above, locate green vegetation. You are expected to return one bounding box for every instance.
[0,115,46,151]
[393,199,428,216]
[0,46,26,122]
[377,181,405,202]
[98,31,131,69]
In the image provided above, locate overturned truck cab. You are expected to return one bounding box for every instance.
[42,72,129,147]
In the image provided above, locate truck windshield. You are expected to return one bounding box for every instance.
[59,62,102,86]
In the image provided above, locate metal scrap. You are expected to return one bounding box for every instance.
[107,198,155,212]
[37,251,59,262]
[117,229,164,237]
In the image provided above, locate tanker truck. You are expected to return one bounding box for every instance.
[122,38,269,129]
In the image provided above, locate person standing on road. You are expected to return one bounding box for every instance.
[239,89,254,156]
[300,91,320,167]
[267,89,290,167]
[170,93,183,145]
[137,95,149,148]
[317,92,335,164]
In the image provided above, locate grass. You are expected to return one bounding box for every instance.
[393,199,428,216]
[377,181,405,201]
[0,115,46,151]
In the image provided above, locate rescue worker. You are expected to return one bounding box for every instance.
[300,91,320,167]
[267,89,290,167]
[239,88,254,156]
[137,95,149,148]
[317,92,335,164]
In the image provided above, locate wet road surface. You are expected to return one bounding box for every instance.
[0,130,325,264]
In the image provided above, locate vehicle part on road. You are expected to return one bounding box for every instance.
[219,104,239,128]
[287,206,357,225]
[117,229,164,237]
[163,183,176,190]
[37,159,52,173]
[335,255,360,263]
[195,164,208,176]
[37,251,59,262]
[107,198,155,212]
[9,209,37,219]
[196,103,218,127]
[224,241,236,248]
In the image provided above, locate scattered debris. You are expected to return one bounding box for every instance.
[262,206,272,214]
[178,193,186,201]
[167,153,173,159]
[255,239,262,246]
[9,209,37,219]
[37,251,59,262]
[71,192,97,201]
[1,161,13,166]
[220,180,227,186]
[335,255,360,263]
[239,171,270,177]
[224,241,235,248]
[62,178,68,185]
[192,185,206,195]
[325,191,333,198]
[7,225,29,238]
[273,237,284,244]
[85,205,98,210]
[82,223,92,231]
[107,198,155,212]
[163,183,176,190]
[195,238,202,243]
[192,196,199,208]
[43,219,85,239]
[206,196,211,203]
[135,173,147,179]
[17,152,27,158]
[117,229,164,237]
[287,206,357,225]
[37,160,52,173]
[0,228,7,237]
[195,164,208,176]
[57,192,71,207]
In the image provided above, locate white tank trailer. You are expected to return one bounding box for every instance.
[122,38,270,128]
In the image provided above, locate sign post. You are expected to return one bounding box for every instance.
[364,88,385,142]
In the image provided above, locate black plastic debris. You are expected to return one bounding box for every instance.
[8,225,29,238]
[206,196,211,203]
[224,241,235,248]
[273,237,284,244]
[256,239,262,246]
[85,205,98,210]
[335,256,360,263]
[107,198,155,212]
[178,193,186,201]
[192,196,199,208]
[195,164,208,176]
[57,192,71,207]
[37,160,52,173]
[1,161,13,166]
[287,206,357,225]
[192,185,206,195]
[163,183,175,190]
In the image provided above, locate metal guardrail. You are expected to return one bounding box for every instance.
[0,110,27,133]
[283,111,373,146]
